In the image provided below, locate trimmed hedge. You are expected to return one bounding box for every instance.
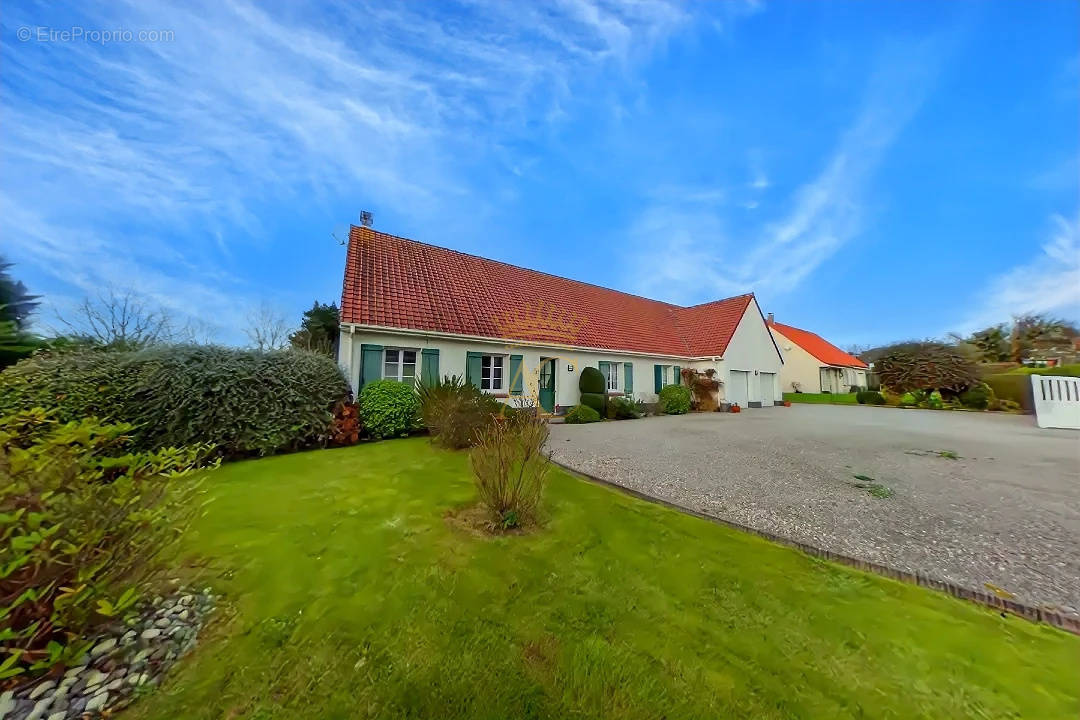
[856,390,885,405]
[564,404,601,424]
[658,384,691,415]
[579,367,606,394]
[606,395,640,420]
[959,383,993,410]
[0,346,349,457]
[983,373,1034,413]
[580,392,606,416]
[359,380,420,440]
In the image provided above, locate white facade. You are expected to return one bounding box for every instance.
[338,298,783,411]
[771,327,867,394]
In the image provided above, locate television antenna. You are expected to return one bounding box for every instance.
[359,210,373,227]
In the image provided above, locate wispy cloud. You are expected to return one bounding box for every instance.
[1,0,707,338]
[953,213,1080,333]
[625,40,943,305]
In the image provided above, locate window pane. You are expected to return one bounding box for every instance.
[492,366,502,388]
[385,349,399,363]
[481,376,491,390]
[402,363,415,380]
[403,350,416,364]
[492,356,503,370]
[384,362,396,379]
[482,356,492,371]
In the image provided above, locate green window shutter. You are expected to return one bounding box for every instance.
[654,365,663,393]
[672,366,681,386]
[421,348,439,387]
[598,361,610,390]
[466,351,483,388]
[624,362,633,394]
[509,355,524,395]
[360,344,384,388]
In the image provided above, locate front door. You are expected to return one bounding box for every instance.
[538,358,556,413]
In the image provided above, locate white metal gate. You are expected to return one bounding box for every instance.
[729,370,749,407]
[1031,375,1080,429]
[759,372,775,406]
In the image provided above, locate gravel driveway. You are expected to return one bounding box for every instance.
[549,405,1080,617]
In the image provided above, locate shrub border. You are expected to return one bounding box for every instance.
[548,456,1080,636]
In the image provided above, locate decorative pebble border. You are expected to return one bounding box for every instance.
[0,590,215,720]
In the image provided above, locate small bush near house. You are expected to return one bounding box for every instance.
[658,384,691,415]
[959,383,994,410]
[579,367,606,394]
[855,390,885,405]
[469,412,550,529]
[417,374,502,449]
[564,404,601,424]
[0,409,215,682]
[899,392,919,406]
[579,392,606,416]
[0,346,349,457]
[926,390,944,409]
[606,396,640,420]
[359,380,420,440]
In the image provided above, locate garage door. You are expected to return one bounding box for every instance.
[729,370,749,407]
[759,372,775,406]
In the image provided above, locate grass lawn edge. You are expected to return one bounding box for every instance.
[546,455,1080,636]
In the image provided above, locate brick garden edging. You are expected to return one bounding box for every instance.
[548,456,1080,637]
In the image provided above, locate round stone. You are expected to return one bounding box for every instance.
[90,638,117,657]
[85,669,109,689]
[85,691,109,712]
[141,628,162,641]
[155,617,171,628]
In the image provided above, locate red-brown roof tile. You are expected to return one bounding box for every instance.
[341,226,756,357]
[768,320,867,368]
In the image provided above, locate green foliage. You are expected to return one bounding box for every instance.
[959,383,994,410]
[606,396,640,420]
[579,392,606,416]
[1006,363,1080,376]
[563,405,601,424]
[0,258,39,331]
[578,367,606,394]
[0,346,350,457]
[982,374,1033,413]
[899,392,918,406]
[784,392,859,405]
[0,317,43,369]
[877,343,979,393]
[417,374,503,449]
[0,409,215,680]
[855,390,885,405]
[359,380,420,440]
[289,301,340,356]
[469,413,550,529]
[658,384,691,415]
[926,390,944,409]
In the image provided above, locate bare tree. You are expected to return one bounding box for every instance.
[55,286,178,348]
[245,302,290,351]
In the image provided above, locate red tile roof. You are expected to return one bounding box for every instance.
[341,226,756,357]
[768,320,867,368]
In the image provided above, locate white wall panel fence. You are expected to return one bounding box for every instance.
[1031,375,1080,429]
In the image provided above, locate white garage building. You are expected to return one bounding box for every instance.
[338,226,784,411]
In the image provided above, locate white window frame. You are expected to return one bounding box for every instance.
[480,354,505,392]
[383,347,418,383]
[603,362,619,392]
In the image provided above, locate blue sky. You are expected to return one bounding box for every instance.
[2,0,1077,348]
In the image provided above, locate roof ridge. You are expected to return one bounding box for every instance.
[351,225,691,310]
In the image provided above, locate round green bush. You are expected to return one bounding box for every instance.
[564,404,601,424]
[959,383,993,410]
[579,392,606,416]
[926,390,944,409]
[899,392,918,406]
[359,380,420,440]
[579,366,606,394]
[658,384,691,415]
[864,391,885,405]
[0,346,349,457]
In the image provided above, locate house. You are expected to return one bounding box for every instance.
[767,317,868,393]
[338,225,784,412]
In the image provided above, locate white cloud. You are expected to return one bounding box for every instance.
[625,40,942,305]
[953,213,1080,333]
[1,0,708,337]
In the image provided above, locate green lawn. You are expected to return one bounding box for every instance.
[1006,363,1080,376]
[783,391,859,404]
[128,439,1078,720]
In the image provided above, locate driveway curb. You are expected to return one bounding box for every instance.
[548,455,1080,636]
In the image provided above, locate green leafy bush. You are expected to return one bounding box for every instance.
[959,383,993,410]
[658,384,691,415]
[0,409,215,681]
[0,346,349,457]
[899,392,918,406]
[564,405,601,424]
[416,374,503,449]
[579,367,606,394]
[606,396,640,420]
[855,390,885,405]
[579,392,606,416]
[469,412,550,529]
[927,390,944,409]
[359,380,420,440]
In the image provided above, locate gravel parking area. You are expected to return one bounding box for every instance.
[550,405,1080,617]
